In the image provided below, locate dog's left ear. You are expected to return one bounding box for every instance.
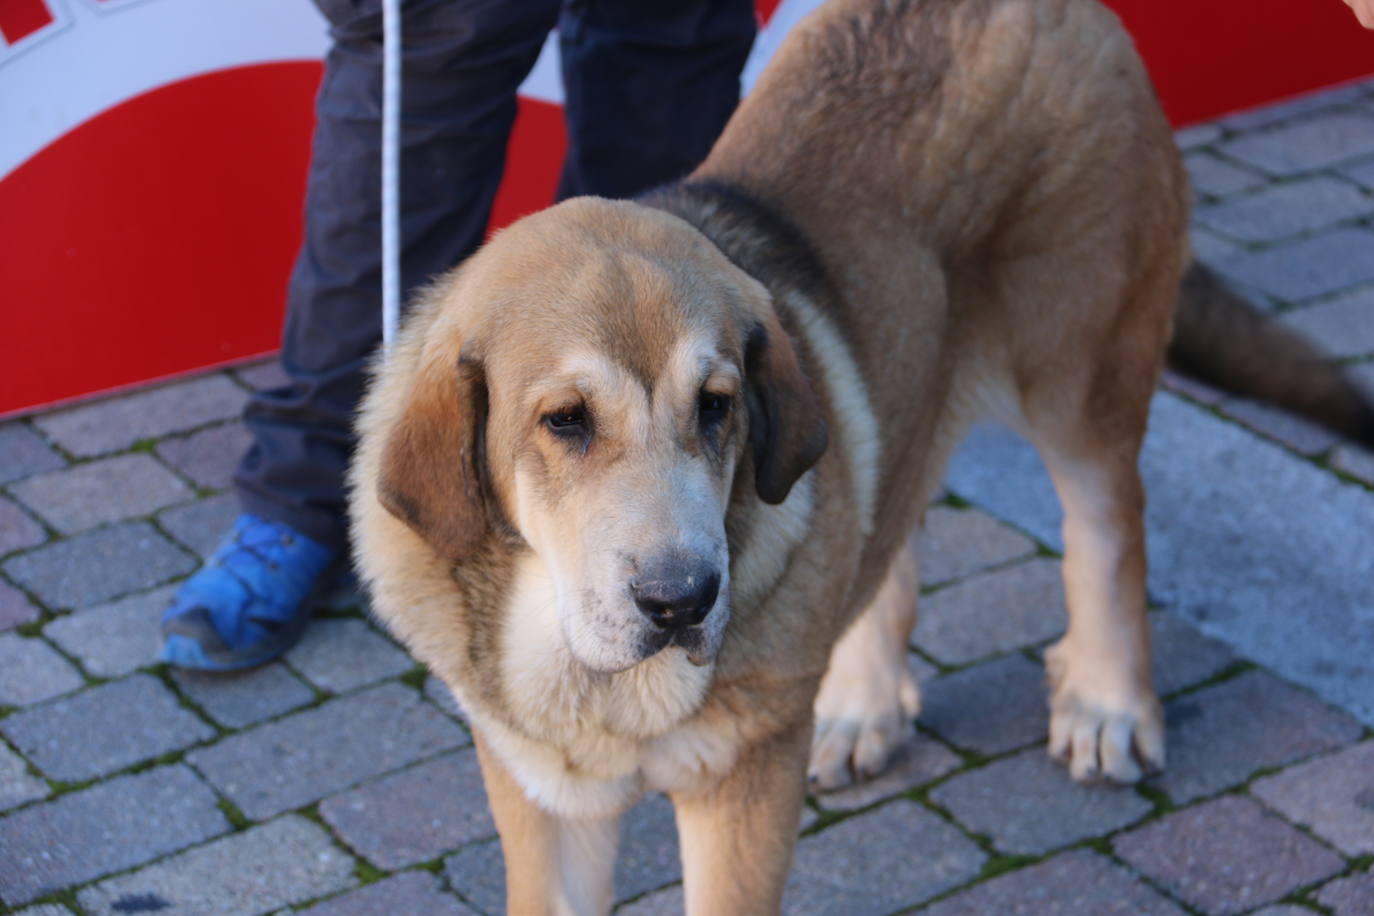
[744,306,829,504]
[377,354,490,558]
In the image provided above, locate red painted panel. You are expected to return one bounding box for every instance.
[489,97,568,235]
[0,63,319,418]
[0,0,53,45]
[1102,0,1374,126]
[0,66,568,419]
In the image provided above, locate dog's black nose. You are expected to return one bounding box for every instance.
[632,564,720,630]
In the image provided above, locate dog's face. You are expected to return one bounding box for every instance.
[378,198,826,674]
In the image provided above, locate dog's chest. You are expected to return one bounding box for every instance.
[471,555,740,816]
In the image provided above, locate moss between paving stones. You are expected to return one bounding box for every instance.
[152,667,227,737]
[11,888,86,916]
[216,797,251,831]
[353,859,386,886]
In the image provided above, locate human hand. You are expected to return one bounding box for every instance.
[1345,0,1374,28]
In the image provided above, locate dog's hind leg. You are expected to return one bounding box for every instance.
[1021,363,1165,784]
[474,734,619,916]
[807,527,922,791]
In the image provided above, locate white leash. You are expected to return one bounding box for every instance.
[380,0,402,352]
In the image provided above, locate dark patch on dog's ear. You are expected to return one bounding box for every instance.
[378,355,490,558]
[745,321,828,504]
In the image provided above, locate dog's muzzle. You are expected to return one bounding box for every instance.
[630,555,721,631]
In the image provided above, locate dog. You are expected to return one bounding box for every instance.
[349,0,1374,911]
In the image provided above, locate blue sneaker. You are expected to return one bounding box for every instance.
[159,514,336,671]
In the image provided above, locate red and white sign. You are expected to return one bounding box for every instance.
[3,0,1372,418]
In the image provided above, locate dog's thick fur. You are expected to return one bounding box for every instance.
[349,0,1369,912]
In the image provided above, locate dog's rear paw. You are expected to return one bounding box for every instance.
[808,662,921,791]
[1045,640,1164,784]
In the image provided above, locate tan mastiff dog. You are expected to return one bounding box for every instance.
[350,0,1374,911]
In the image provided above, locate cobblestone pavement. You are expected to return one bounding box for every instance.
[3,80,1374,916]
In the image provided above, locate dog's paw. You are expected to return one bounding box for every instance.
[808,657,921,791]
[1044,639,1164,784]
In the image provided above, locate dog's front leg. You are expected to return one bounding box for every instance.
[670,714,812,915]
[473,734,619,916]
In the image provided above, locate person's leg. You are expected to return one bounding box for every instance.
[163,0,559,670]
[556,0,756,201]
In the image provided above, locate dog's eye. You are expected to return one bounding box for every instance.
[698,392,731,426]
[545,405,589,437]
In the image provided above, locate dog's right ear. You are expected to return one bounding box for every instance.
[377,354,489,558]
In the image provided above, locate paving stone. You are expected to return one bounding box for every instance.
[1,521,196,610]
[1220,83,1372,132]
[1284,286,1374,359]
[1251,740,1374,856]
[425,673,468,723]
[320,748,494,869]
[1148,611,1237,697]
[172,662,316,729]
[1332,442,1374,484]
[154,422,251,490]
[2,674,215,782]
[0,423,66,485]
[0,579,40,630]
[1317,871,1374,916]
[286,617,414,693]
[1114,795,1345,916]
[1156,670,1363,803]
[931,748,1152,856]
[444,838,506,915]
[0,765,228,907]
[12,906,77,916]
[618,886,684,915]
[158,491,238,557]
[234,358,290,391]
[1189,227,1247,265]
[813,735,960,812]
[0,496,47,555]
[1194,177,1374,243]
[0,634,84,706]
[615,793,682,903]
[1220,112,1374,175]
[908,648,938,682]
[44,586,170,678]
[1218,397,1343,456]
[1175,123,1222,149]
[0,740,47,812]
[913,559,1066,666]
[1214,228,1374,302]
[32,374,248,458]
[300,871,477,916]
[1185,151,1269,198]
[783,799,986,914]
[76,814,355,916]
[9,454,193,534]
[1339,154,1374,188]
[187,681,465,820]
[918,506,1035,586]
[919,653,1047,755]
[1248,908,1325,916]
[916,848,1186,916]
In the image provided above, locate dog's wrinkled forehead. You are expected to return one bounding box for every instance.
[458,198,757,377]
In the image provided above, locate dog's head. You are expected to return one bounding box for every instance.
[377,198,827,673]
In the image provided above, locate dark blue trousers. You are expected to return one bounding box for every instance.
[235,0,755,550]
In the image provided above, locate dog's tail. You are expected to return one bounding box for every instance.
[1167,260,1374,449]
